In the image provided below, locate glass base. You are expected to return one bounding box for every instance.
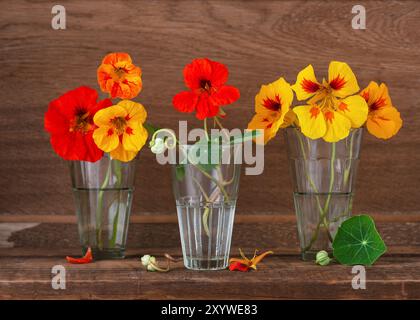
[184,256,228,270]
[84,247,126,260]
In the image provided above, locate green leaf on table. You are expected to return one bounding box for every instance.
[332,215,387,266]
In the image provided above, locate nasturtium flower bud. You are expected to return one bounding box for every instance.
[150,138,165,154]
[140,254,172,272]
[315,250,331,266]
[147,263,157,272]
[141,254,156,268]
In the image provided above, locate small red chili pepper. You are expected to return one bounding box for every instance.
[66,247,93,264]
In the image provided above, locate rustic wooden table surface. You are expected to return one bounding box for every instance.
[1,214,419,299]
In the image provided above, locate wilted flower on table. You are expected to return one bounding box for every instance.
[44,86,112,162]
[93,100,148,162]
[97,52,142,99]
[229,249,273,272]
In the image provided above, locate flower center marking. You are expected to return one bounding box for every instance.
[310,106,320,119]
[370,96,386,111]
[111,116,127,135]
[113,67,127,81]
[70,111,92,133]
[301,79,320,93]
[200,79,212,92]
[262,95,282,112]
[324,111,335,123]
[329,75,347,90]
[338,102,348,111]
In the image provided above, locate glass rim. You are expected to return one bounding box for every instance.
[283,126,364,132]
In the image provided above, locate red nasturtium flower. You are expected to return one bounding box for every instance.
[97,52,143,99]
[44,86,112,162]
[66,247,93,264]
[172,58,240,120]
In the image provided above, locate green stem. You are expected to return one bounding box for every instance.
[298,129,335,252]
[110,160,122,247]
[179,145,230,202]
[305,143,336,251]
[192,176,211,237]
[153,127,231,237]
[323,143,336,215]
[96,158,112,250]
[343,131,355,185]
[214,116,230,141]
[295,130,325,218]
[203,118,210,141]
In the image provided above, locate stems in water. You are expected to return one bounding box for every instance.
[96,159,112,250]
[110,160,122,247]
[297,127,336,253]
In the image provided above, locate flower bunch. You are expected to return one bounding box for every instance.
[44,52,148,162]
[248,61,402,143]
[148,58,241,237]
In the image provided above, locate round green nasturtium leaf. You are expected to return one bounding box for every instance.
[332,215,387,266]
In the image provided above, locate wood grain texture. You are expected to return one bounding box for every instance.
[0,0,420,215]
[1,219,420,250]
[1,253,419,299]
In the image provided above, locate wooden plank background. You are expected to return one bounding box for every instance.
[1,0,419,217]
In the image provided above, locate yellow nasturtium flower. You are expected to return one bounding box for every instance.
[247,77,294,144]
[360,81,402,139]
[291,61,368,142]
[93,100,148,162]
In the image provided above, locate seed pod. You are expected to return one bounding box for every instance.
[315,250,331,266]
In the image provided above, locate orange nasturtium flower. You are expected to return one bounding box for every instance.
[247,77,294,144]
[291,61,368,142]
[97,52,142,99]
[360,81,402,139]
[93,100,148,162]
[229,249,274,272]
